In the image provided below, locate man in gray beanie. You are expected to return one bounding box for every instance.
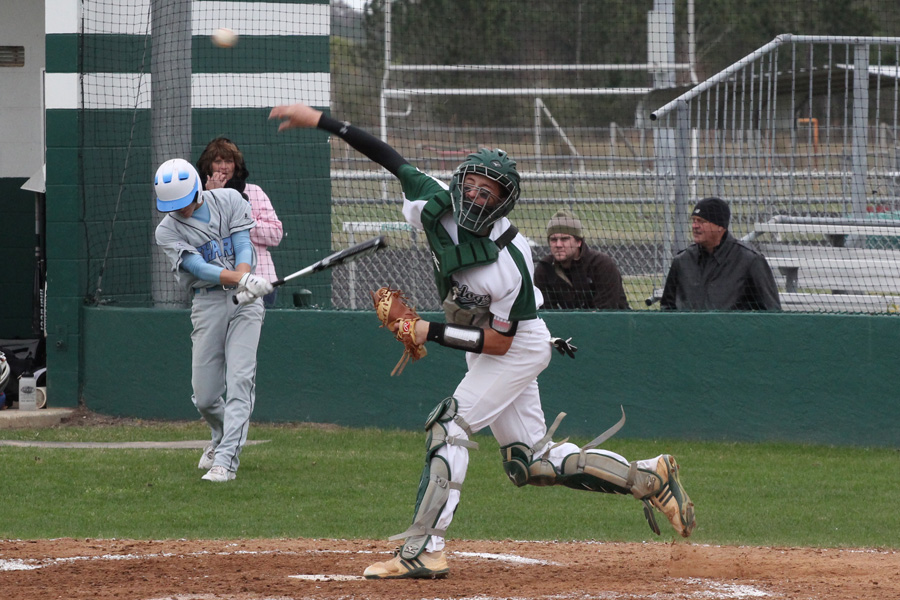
[534,209,630,310]
[660,197,781,310]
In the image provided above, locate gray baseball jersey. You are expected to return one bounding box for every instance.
[155,188,264,476]
[155,189,257,290]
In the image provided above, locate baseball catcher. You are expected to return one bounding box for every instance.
[270,102,696,581]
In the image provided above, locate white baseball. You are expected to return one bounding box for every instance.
[211,28,238,48]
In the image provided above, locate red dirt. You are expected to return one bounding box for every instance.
[0,537,896,600]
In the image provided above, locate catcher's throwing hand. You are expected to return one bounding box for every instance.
[269,103,323,132]
[371,286,428,376]
[550,337,578,359]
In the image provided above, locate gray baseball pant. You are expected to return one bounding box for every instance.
[190,287,265,473]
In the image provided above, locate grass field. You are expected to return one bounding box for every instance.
[1,418,897,549]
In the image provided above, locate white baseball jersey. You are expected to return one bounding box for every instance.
[397,165,544,330]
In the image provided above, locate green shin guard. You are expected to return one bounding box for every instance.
[391,397,478,560]
[500,407,660,497]
[502,442,659,497]
[500,408,668,536]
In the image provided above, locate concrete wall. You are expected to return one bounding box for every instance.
[0,1,44,338]
[0,0,44,178]
[78,308,900,447]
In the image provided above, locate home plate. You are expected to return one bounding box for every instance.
[289,574,365,581]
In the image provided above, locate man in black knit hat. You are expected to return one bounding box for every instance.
[660,197,781,311]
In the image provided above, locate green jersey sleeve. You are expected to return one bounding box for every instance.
[396,163,448,201]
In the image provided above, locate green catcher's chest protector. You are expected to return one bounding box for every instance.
[420,192,518,302]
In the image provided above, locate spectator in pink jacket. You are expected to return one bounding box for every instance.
[197,137,284,307]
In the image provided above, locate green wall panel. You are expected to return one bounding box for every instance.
[81,110,150,148]
[45,110,80,148]
[46,105,84,408]
[77,35,328,74]
[43,185,82,222]
[81,308,900,447]
[193,36,329,73]
[45,148,80,185]
[45,224,84,263]
[45,34,79,73]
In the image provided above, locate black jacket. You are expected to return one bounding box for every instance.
[660,232,781,311]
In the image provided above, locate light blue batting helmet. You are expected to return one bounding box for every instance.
[155,158,200,212]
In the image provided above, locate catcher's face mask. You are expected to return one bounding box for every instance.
[450,148,521,234]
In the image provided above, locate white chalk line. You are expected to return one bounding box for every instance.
[0,440,270,449]
[0,547,307,571]
[288,574,365,581]
[454,551,559,566]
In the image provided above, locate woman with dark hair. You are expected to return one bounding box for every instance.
[197,137,284,307]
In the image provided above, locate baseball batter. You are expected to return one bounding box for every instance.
[154,158,273,482]
[269,104,696,579]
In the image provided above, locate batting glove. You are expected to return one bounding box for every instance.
[550,337,578,359]
[234,289,260,306]
[239,273,274,297]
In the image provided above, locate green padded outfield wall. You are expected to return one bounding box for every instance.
[81,308,900,447]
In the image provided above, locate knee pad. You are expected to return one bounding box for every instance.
[499,411,574,488]
[390,397,478,560]
[422,396,479,455]
[500,442,560,487]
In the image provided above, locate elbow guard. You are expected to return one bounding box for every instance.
[427,322,484,353]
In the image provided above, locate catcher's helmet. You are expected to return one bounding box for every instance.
[155,158,200,212]
[450,148,521,234]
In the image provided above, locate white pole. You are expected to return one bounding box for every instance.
[688,0,698,84]
[379,0,393,202]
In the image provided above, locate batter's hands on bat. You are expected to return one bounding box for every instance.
[234,289,259,306]
[239,273,274,297]
[269,103,323,132]
[550,337,578,359]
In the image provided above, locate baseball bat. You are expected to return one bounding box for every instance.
[233,235,389,304]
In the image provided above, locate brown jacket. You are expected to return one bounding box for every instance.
[535,246,630,310]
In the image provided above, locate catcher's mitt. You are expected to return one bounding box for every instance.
[371,287,428,376]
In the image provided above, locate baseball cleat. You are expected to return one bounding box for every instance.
[641,499,661,535]
[201,465,236,482]
[363,550,449,579]
[649,455,695,538]
[198,444,215,470]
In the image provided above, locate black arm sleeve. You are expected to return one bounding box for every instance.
[318,114,409,177]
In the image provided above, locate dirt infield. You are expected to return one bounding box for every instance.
[1,537,896,600]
